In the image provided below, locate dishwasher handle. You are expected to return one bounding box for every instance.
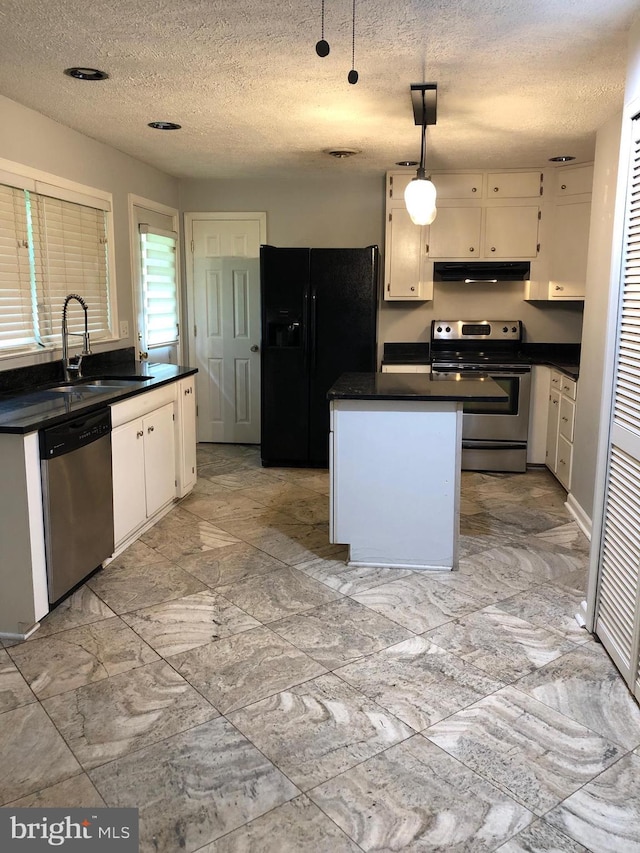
[40,408,112,459]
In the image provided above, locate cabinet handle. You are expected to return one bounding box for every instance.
[561,184,567,190]
[555,285,564,291]
[469,247,475,252]
[552,399,558,405]
[471,187,477,193]
[410,286,415,291]
[490,247,496,252]
[562,416,568,421]
[493,187,499,192]
[147,426,155,433]
[136,430,143,438]
[184,388,191,395]
[559,458,566,465]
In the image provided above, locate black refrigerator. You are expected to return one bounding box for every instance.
[260,245,379,467]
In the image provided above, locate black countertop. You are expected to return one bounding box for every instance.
[0,360,197,434]
[328,372,508,402]
[381,341,580,379]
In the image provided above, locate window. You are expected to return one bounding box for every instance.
[139,225,178,347]
[0,173,112,355]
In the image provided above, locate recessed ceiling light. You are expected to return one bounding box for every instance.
[324,148,361,158]
[549,155,575,162]
[396,160,419,167]
[64,67,109,81]
[148,121,182,130]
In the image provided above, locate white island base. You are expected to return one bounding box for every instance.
[330,398,462,571]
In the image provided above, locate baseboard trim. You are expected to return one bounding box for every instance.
[565,492,592,540]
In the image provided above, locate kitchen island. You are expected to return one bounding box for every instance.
[328,372,508,571]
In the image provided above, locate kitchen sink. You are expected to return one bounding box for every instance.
[47,376,154,393]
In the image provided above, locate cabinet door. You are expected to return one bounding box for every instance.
[143,403,177,518]
[549,201,591,299]
[556,434,573,490]
[487,172,542,197]
[177,377,197,496]
[428,207,482,258]
[484,206,539,258]
[554,164,593,196]
[559,395,575,442]
[388,172,415,201]
[430,173,483,198]
[385,207,426,299]
[112,418,146,546]
[546,388,560,473]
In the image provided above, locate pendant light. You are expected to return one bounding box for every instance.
[315,0,330,56]
[404,83,438,226]
[348,0,358,84]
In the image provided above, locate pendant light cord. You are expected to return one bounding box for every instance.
[418,89,427,179]
[351,0,356,70]
[321,0,325,39]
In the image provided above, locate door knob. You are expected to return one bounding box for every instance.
[250,345,259,352]
[139,351,149,360]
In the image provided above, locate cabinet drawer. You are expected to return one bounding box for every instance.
[561,376,577,399]
[550,370,562,390]
[556,434,573,490]
[487,171,542,198]
[559,396,575,442]
[110,383,176,427]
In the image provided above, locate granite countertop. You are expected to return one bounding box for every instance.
[0,360,197,434]
[328,372,508,402]
[381,341,581,380]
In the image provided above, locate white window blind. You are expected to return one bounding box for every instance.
[0,184,37,349]
[0,180,112,353]
[139,225,178,346]
[34,194,110,341]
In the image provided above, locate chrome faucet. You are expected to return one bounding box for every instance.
[62,293,92,381]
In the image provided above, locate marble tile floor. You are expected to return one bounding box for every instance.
[2,444,640,852]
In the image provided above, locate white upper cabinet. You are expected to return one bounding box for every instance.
[487,171,543,197]
[484,206,540,258]
[430,173,484,198]
[428,207,482,258]
[554,164,594,196]
[388,172,415,201]
[385,206,429,299]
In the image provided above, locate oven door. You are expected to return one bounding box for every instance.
[435,366,531,441]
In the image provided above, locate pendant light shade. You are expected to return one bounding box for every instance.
[404,83,438,226]
[404,174,437,225]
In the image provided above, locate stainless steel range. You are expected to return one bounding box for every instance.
[430,320,531,472]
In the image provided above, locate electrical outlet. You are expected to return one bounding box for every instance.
[119,320,129,338]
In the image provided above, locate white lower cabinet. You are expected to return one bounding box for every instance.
[112,402,176,547]
[176,376,197,497]
[545,369,577,489]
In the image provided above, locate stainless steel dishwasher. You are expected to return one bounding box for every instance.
[40,408,114,603]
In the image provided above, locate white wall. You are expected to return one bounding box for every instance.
[569,112,623,523]
[0,95,179,367]
[180,174,585,349]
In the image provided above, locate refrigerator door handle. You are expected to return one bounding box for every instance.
[303,288,310,370]
[310,287,318,373]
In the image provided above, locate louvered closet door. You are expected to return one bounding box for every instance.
[595,116,640,702]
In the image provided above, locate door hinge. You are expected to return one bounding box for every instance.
[537,243,541,253]
[389,176,393,198]
[196,405,199,416]
[538,210,542,220]
[425,244,429,254]
[172,413,175,421]
[193,324,197,337]
[175,479,177,487]
[387,282,390,292]
[191,239,194,252]
[388,212,392,222]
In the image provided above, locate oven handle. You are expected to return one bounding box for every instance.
[434,367,531,376]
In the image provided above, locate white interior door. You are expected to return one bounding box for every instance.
[188,214,265,443]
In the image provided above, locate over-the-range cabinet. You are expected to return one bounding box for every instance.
[260,245,378,467]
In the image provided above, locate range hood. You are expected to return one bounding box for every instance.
[433,261,530,282]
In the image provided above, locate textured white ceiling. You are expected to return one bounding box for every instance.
[0,0,637,179]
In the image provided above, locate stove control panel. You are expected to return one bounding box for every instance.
[431,320,522,342]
